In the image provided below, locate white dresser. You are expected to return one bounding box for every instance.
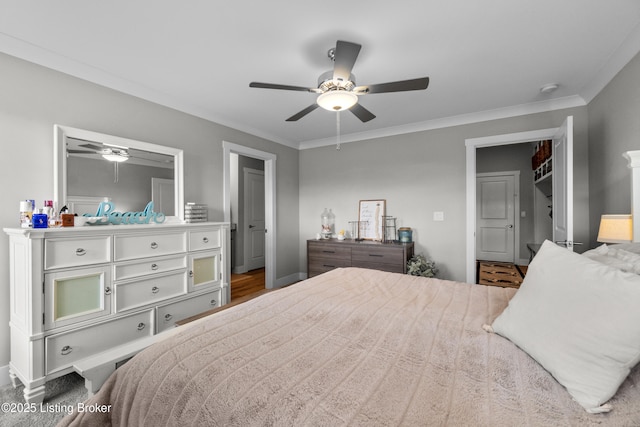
[4,222,230,403]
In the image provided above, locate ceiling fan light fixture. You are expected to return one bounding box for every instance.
[102,151,129,162]
[317,90,358,112]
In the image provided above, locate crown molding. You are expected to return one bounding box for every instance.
[0,32,299,150]
[579,21,640,104]
[298,95,586,150]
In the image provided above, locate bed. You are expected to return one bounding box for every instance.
[59,245,640,426]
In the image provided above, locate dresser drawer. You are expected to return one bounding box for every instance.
[308,258,351,277]
[115,270,187,312]
[114,232,187,261]
[189,229,221,251]
[114,255,187,281]
[352,246,404,265]
[156,289,221,333]
[45,236,111,270]
[308,241,351,260]
[45,309,153,374]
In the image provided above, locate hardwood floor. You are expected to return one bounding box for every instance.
[231,267,265,300]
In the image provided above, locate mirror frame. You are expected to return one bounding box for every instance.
[54,124,185,221]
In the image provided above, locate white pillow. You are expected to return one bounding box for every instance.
[583,244,640,274]
[491,240,640,413]
[610,242,640,255]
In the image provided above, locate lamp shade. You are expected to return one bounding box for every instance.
[317,90,358,111]
[597,214,633,243]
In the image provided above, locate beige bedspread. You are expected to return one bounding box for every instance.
[59,267,640,426]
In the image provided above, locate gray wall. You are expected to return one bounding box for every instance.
[299,107,590,282]
[0,52,299,372]
[476,142,536,261]
[588,50,640,248]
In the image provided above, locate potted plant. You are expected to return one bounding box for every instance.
[407,254,438,278]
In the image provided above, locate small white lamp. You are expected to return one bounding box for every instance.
[597,214,633,243]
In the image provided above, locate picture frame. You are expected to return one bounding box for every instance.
[358,199,386,241]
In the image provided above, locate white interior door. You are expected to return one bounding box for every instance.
[151,178,175,216]
[552,116,574,250]
[476,173,516,262]
[244,168,265,271]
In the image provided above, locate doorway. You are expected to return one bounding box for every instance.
[223,141,277,303]
[465,117,574,283]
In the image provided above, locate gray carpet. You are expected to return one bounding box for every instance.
[0,373,87,427]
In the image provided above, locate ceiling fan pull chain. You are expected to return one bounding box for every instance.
[336,111,341,151]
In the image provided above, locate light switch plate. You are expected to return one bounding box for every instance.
[433,211,444,221]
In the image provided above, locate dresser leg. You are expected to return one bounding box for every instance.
[23,385,46,404]
[8,368,20,388]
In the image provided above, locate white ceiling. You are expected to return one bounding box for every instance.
[1,1,640,149]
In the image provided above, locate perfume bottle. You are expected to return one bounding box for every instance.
[20,200,32,228]
[32,208,48,229]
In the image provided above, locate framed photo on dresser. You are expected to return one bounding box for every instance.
[358,199,386,241]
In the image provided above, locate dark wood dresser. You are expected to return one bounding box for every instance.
[307,239,415,278]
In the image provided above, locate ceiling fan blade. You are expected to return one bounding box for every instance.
[349,103,376,123]
[333,40,361,82]
[250,82,320,93]
[286,104,320,121]
[78,142,105,151]
[354,77,430,94]
[67,149,95,154]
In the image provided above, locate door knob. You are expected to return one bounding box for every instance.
[249,224,256,228]
[505,224,514,228]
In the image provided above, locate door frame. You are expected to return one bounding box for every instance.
[151,177,175,217]
[243,167,265,271]
[465,128,557,283]
[475,171,520,264]
[223,141,276,291]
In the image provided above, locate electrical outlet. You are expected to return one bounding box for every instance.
[433,211,444,221]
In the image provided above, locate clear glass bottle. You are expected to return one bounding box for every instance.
[321,208,334,239]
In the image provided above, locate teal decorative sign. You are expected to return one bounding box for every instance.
[84,201,166,225]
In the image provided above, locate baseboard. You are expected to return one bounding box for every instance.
[0,364,11,387]
[232,265,247,274]
[518,257,530,266]
[275,272,306,288]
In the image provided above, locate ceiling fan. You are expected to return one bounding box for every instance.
[250,40,430,123]
[67,141,130,162]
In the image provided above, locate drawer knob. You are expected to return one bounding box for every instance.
[104,287,112,295]
[151,263,159,270]
[164,314,173,321]
[137,322,146,331]
[151,286,160,294]
[150,242,158,249]
[202,237,209,243]
[75,248,86,256]
[210,299,217,306]
[61,345,73,356]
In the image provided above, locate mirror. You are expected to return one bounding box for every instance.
[54,125,184,221]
